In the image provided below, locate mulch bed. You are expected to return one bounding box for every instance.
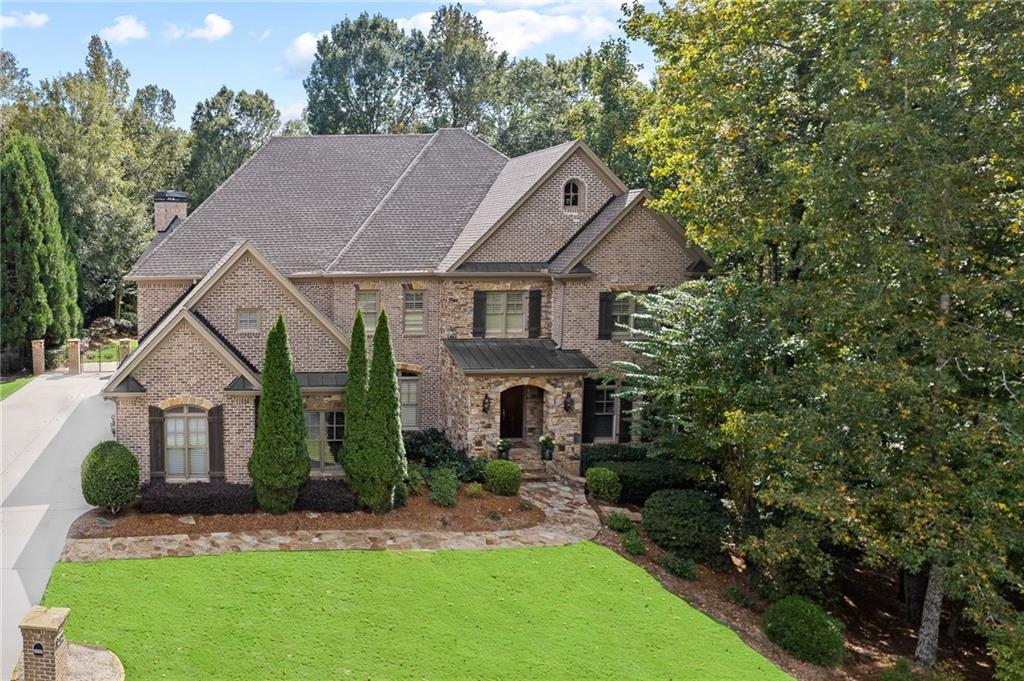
[590,503,994,681]
[69,488,545,540]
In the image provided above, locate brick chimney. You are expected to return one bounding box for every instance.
[153,190,188,234]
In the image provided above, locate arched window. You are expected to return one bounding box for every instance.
[563,180,580,208]
[165,405,209,480]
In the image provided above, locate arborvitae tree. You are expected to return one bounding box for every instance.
[248,315,309,514]
[346,310,407,513]
[340,309,368,475]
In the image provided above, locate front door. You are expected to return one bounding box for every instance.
[500,386,525,439]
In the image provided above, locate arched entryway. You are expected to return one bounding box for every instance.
[499,384,546,443]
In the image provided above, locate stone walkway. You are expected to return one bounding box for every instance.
[60,482,599,562]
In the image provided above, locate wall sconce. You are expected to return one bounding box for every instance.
[482,394,492,414]
[562,393,575,413]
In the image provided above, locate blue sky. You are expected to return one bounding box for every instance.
[1,1,656,129]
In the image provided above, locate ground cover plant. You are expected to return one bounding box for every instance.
[0,375,32,400]
[45,543,789,680]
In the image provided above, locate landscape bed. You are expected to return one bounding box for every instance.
[44,542,790,680]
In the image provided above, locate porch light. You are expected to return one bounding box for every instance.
[562,393,575,413]
[482,394,492,413]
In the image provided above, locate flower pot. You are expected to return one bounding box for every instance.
[497,450,510,460]
[541,447,554,461]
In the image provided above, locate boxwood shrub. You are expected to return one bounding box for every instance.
[761,596,845,666]
[81,441,139,513]
[585,467,622,502]
[579,443,648,475]
[428,467,459,507]
[620,528,646,555]
[294,478,357,513]
[594,460,709,505]
[139,481,256,515]
[659,552,697,580]
[641,489,728,562]
[484,460,522,496]
[604,511,635,533]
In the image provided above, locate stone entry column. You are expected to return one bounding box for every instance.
[19,606,70,681]
[66,339,81,375]
[31,340,45,376]
[117,339,132,363]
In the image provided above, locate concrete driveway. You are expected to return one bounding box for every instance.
[1,372,112,676]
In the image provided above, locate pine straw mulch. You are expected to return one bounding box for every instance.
[590,504,994,681]
[68,488,545,540]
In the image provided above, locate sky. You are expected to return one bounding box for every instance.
[1,1,657,129]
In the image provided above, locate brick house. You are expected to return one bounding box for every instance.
[104,129,709,483]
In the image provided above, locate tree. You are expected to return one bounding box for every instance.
[248,315,309,514]
[123,85,189,205]
[305,13,424,134]
[0,132,79,348]
[340,310,368,477]
[626,1,1024,672]
[490,57,574,157]
[0,50,32,136]
[187,86,279,206]
[345,310,406,512]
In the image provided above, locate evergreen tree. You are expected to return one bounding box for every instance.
[340,310,368,475]
[248,315,309,514]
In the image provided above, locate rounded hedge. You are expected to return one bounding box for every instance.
[484,459,522,496]
[429,467,460,507]
[641,489,728,562]
[81,440,139,513]
[586,467,622,502]
[762,596,846,666]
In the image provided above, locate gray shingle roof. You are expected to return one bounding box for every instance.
[548,190,646,273]
[443,339,596,374]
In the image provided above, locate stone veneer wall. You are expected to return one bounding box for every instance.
[438,278,552,339]
[137,280,193,336]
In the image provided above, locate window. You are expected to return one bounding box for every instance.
[305,410,344,474]
[400,376,419,430]
[165,406,208,480]
[356,290,378,331]
[611,295,644,337]
[485,291,525,336]
[563,180,580,208]
[238,309,258,333]
[593,386,617,440]
[403,291,425,334]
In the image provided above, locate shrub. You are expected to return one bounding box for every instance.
[248,316,309,514]
[81,441,139,513]
[464,482,485,498]
[293,479,356,513]
[403,428,461,467]
[641,489,728,562]
[429,467,459,507]
[724,586,762,612]
[761,596,845,666]
[621,528,646,555]
[456,457,487,483]
[592,460,711,504]
[484,460,522,496]
[579,443,649,475]
[586,467,622,502]
[659,552,697,580]
[879,660,918,681]
[406,464,427,496]
[604,511,635,533]
[139,481,255,515]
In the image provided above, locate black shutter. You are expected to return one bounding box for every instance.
[472,291,487,337]
[581,379,597,444]
[598,292,614,339]
[148,406,165,482]
[527,289,542,338]
[208,405,225,480]
[618,397,633,443]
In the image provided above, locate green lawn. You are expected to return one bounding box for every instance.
[45,543,789,680]
[0,375,32,401]
[83,339,138,362]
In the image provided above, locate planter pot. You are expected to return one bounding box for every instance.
[497,450,510,460]
[541,447,554,461]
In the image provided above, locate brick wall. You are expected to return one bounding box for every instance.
[137,280,193,336]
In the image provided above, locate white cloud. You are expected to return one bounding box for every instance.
[476,8,615,56]
[396,12,433,35]
[283,31,327,77]
[99,15,148,43]
[188,13,232,41]
[279,101,305,122]
[250,29,271,41]
[1,10,49,29]
[163,23,185,40]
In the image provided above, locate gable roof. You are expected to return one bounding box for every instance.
[548,190,648,273]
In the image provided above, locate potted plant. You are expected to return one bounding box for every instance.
[496,438,512,460]
[539,434,555,461]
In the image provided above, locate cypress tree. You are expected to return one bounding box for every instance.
[340,309,368,475]
[248,315,309,514]
[366,310,408,512]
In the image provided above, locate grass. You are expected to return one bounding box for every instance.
[0,375,32,401]
[45,543,790,680]
[83,339,138,363]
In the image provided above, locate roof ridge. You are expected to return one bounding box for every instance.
[546,193,619,264]
[325,130,440,272]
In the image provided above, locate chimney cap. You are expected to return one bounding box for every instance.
[154,190,188,203]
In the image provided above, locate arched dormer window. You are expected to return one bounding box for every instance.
[563,180,580,208]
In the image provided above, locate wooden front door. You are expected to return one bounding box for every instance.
[500,386,525,439]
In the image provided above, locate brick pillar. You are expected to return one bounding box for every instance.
[117,339,132,363]
[66,339,81,375]
[19,606,70,681]
[31,340,45,376]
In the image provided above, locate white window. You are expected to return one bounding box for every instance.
[165,406,208,480]
[485,291,525,336]
[611,295,644,337]
[356,291,378,331]
[563,180,580,208]
[403,291,425,335]
[305,410,344,474]
[400,376,419,430]
[593,386,617,440]
[238,309,258,332]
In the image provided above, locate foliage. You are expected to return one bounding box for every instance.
[579,443,649,475]
[340,310,369,476]
[659,552,697,580]
[139,482,255,515]
[406,463,427,496]
[585,467,622,503]
[428,466,459,507]
[604,511,635,533]
[294,479,357,513]
[483,459,521,496]
[538,434,555,451]
[248,316,309,514]
[723,586,762,613]
[621,528,646,556]
[593,460,710,505]
[80,440,138,513]
[403,427,462,467]
[464,482,485,498]
[642,489,728,562]
[879,660,918,681]
[761,596,845,667]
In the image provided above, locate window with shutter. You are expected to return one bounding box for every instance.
[164,406,209,481]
